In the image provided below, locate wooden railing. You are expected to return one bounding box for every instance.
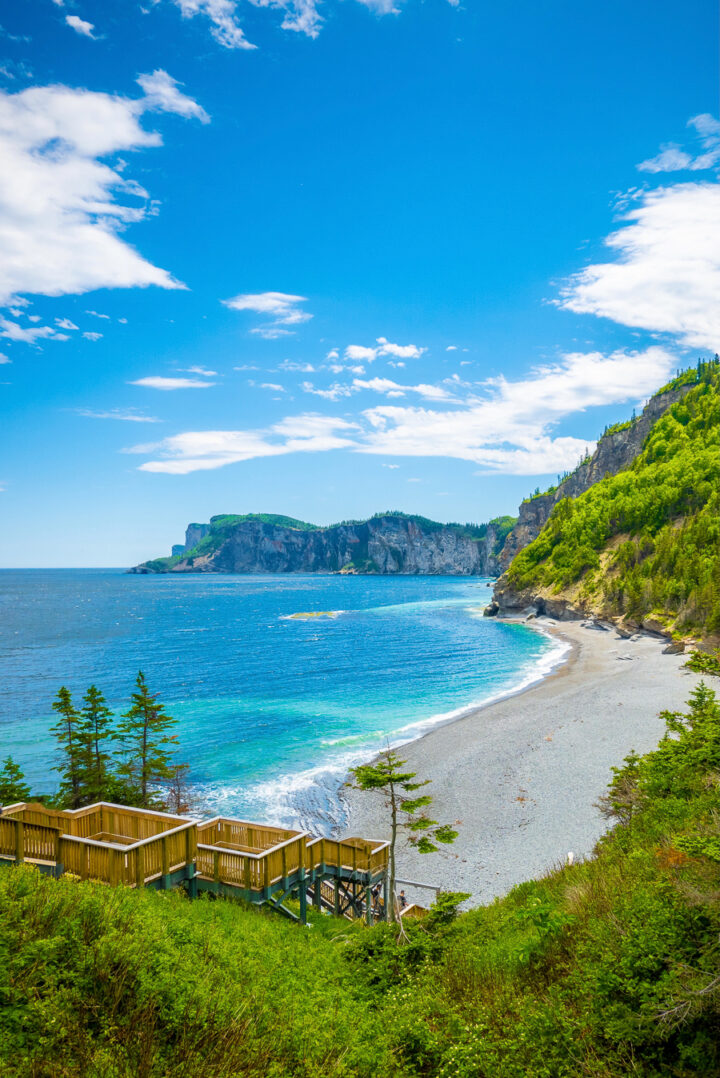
[196,829,309,890]
[306,836,389,875]
[1,803,389,897]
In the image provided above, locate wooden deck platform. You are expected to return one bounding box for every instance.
[0,802,390,924]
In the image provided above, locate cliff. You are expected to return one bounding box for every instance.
[132,513,515,576]
[497,382,694,570]
[489,363,720,638]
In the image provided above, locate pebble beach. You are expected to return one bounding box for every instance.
[340,618,704,908]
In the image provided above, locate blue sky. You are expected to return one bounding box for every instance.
[0,0,718,566]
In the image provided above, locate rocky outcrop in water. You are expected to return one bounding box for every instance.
[497,383,693,570]
[132,514,508,576]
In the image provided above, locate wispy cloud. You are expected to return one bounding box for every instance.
[183,365,218,376]
[82,331,103,341]
[129,414,357,473]
[0,317,67,344]
[344,337,425,362]
[132,347,673,475]
[76,408,162,423]
[129,376,216,390]
[170,0,256,50]
[0,72,207,306]
[638,114,720,174]
[558,183,720,351]
[222,291,312,338]
[65,15,96,38]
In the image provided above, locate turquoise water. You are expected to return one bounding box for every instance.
[0,571,565,830]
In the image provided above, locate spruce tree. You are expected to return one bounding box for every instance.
[79,685,114,802]
[0,756,31,805]
[350,750,459,922]
[115,672,178,809]
[50,687,85,809]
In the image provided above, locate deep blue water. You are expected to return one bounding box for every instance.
[0,571,565,830]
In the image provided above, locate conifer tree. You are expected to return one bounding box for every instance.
[0,756,31,805]
[115,672,178,808]
[50,687,84,809]
[79,685,114,801]
[350,750,459,922]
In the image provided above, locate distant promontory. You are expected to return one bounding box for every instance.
[130,512,516,576]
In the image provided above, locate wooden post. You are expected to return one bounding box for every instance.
[247,827,254,848]
[15,820,24,863]
[244,856,251,892]
[352,845,357,873]
[136,846,144,888]
[53,831,62,876]
[299,878,307,925]
[213,850,220,883]
[160,835,170,889]
[109,850,118,887]
[333,879,340,917]
[281,844,287,881]
[313,875,322,909]
[382,871,389,922]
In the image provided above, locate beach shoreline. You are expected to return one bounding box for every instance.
[339,616,703,908]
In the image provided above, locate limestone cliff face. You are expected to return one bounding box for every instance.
[184,523,211,551]
[134,515,500,576]
[497,384,692,570]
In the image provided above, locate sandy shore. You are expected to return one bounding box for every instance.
[340,618,703,908]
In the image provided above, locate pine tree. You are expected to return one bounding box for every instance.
[350,750,459,922]
[79,685,115,802]
[50,687,85,809]
[0,756,31,805]
[115,672,179,809]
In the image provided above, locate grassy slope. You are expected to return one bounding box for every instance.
[2,684,719,1077]
[505,363,720,634]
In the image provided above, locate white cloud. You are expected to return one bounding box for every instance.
[82,331,103,341]
[0,72,207,306]
[183,365,217,376]
[133,348,673,476]
[223,291,312,337]
[85,310,110,319]
[446,345,458,351]
[638,114,720,174]
[0,352,10,364]
[130,376,216,390]
[302,380,354,401]
[344,337,425,363]
[353,376,456,401]
[279,359,315,372]
[261,382,286,391]
[0,316,65,343]
[137,70,210,124]
[55,317,78,330]
[381,462,399,469]
[132,414,357,473]
[170,0,256,49]
[558,182,720,350]
[65,15,96,38]
[77,408,161,422]
[358,347,675,472]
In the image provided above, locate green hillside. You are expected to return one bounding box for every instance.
[506,361,720,635]
[2,683,719,1076]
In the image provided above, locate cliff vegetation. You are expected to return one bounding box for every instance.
[503,361,720,635]
[2,684,719,1076]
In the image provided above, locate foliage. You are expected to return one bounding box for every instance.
[507,361,720,631]
[684,650,720,678]
[79,685,115,802]
[50,686,85,809]
[350,751,458,921]
[115,672,180,809]
[2,687,720,1075]
[0,757,31,804]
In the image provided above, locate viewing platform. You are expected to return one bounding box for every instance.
[0,802,390,924]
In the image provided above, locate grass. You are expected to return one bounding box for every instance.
[2,684,719,1076]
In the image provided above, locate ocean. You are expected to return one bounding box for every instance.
[0,570,567,832]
